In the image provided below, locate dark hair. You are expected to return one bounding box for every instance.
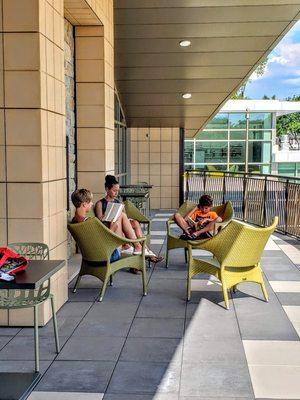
[71,189,93,208]
[198,194,213,207]
[105,174,119,189]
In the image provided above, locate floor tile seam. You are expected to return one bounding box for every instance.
[29,296,97,392]
[231,290,256,399]
[247,363,300,367]
[102,249,159,395]
[0,334,19,353]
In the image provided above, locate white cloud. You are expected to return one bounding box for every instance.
[282,77,300,86]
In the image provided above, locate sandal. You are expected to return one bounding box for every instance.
[148,255,164,263]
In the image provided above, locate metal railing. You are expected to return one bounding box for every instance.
[184,170,300,239]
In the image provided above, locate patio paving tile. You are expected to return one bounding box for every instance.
[182,337,246,363]
[243,340,300,365]
[73,315,132,338]
[180,361,253,398]
[276,292,300,306]
[35,361,115,393]
[128,317,185,338]
[106,360,180,394]
[0,336,13,350]
[57,336,125,361]
[136,293,186,319]
[269,280,300,292]
[17,314,84,337]
[68,288,100,302]
[0,336,68,361]
[120,337,182,363]
[248,365,300,399]
[0,360,52,373]
[104,394,179,400]
[28,393,104,400]
[0,327,21,336]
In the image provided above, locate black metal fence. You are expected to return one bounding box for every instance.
[184,170,300,239]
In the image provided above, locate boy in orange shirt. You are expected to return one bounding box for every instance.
[174,194,222,240]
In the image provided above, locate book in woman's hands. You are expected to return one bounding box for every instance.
[102,202,124,223]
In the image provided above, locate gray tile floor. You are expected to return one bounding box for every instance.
[1,210,300,400]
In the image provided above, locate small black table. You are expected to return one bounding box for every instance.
[0,259,66,400]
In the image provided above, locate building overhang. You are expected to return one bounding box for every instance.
[114,1,300,136]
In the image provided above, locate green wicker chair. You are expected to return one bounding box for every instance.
[124,199,151,247]
[187,217,278,309]
[68,217,147,302]
[0,243,59,372]
[166,201,234,268]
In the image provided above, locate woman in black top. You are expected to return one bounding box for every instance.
[94,175,163,262]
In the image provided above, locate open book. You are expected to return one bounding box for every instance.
[102,202,124,223]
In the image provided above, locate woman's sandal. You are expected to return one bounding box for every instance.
[148,255,164,263]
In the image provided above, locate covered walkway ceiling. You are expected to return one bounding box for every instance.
[114,0,300,137]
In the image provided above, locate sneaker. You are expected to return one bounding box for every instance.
[145,248,156,257]
[121,247,134,255]
[133,249,142,255]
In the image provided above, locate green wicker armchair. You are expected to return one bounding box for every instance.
[0,242,59,372]
[187,217,278,309]
[166,201,234,268]
[123,199,151,248]
[68,217,147,302]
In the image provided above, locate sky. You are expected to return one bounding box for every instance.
[244,20,300,100]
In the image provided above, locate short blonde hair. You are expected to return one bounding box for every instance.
[71,189,92,208]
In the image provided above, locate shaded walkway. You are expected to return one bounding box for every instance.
[0,211,300,399]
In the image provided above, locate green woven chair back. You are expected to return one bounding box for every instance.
[9,242,49,260]
[0,242,51,309]
[205,217,278,267]
[68,217,124,262]
[124,200,149,223]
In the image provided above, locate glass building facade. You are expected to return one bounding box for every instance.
[184,112,274,174]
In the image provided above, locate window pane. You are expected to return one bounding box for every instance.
[184,141,194,163]
[229,113,246,129]
[196,130,228,140]
[193,164,207,171]
[230,130,246,140]
[248,164,271,174]
[195,142,228,163]
[184,164,194,171]
[229,164,245,172]
[206,164,227,171]
[249,113,272,129]
[229,142,245,163]
[278,163,296,177]
[248,142,271,163]
[248,130,272,140]
[205,113,229,129]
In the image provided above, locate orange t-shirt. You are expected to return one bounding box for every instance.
[190,209,218,223]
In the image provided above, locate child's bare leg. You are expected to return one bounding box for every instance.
[194,220,216,237]
[174,213,191,234]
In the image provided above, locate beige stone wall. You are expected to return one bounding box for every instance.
[0,0,66,259]
[76,8,115,201]
[130,128,180,209]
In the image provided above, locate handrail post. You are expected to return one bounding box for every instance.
[204,171,207,193]
[263,176,267,227]
[285,179,289,235]
[222,172,226,204]
[185,172,189,202]
[242,173,247,221]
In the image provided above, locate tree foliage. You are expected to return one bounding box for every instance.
[277,95,300,137]
[231,58,268,99]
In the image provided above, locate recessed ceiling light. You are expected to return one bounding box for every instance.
[182,93,192,99]
[179,40,191,47]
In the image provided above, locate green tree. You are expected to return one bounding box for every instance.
[262,94,276,99]
[276,95,300,137]
[232,58,268,99]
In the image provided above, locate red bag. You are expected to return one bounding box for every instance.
[0,247,28,275]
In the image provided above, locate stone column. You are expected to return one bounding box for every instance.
[76,12,115,200]
[0,0,68,325]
